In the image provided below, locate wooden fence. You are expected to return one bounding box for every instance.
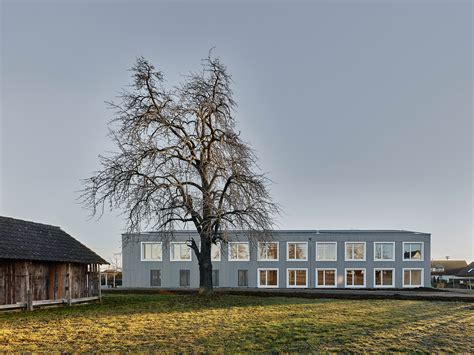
[0,296,100,311]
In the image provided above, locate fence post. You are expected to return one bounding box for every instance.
[26,290,33,311]
[98,264,102,303]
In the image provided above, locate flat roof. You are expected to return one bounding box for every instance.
[125,229,429,236]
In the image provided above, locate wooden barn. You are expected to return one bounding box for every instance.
[0,216,107,310]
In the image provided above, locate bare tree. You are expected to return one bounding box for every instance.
[81,53,280,292]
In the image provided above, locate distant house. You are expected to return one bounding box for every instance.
[100,268,122,288]
[0,216,107,310]
[455,262,474,289]
[431,260,468,287]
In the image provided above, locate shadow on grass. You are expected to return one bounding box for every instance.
[1,293,470,326]
[186,301,473,352]
[1,294,472,352]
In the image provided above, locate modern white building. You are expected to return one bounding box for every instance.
[122,230,431,289]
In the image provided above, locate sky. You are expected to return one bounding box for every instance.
[0,0,472,263]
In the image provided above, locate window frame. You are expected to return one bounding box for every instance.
[212,270,219,287]
[403,268,424,288]
[373,268,395,288]
[170,242,192,262]
[402,242,424,261]
[238,269,249,287]
[344,242,366,261]
[257,242,279,261]
[228,242,250,261]
[257,268,279,288]
[286,241,308,261]
[373,242,395,261]
[211,243,222,262]
[344,268,366,288]
[141,242,163,261]
[315,268,338,288]
[179,269,191,287]
[150,269,161,287]
[286,268,308,288]
[315,242,337,261]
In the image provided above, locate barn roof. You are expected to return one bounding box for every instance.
[0,216,107,264]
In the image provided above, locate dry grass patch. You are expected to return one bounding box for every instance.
[0,294,473,352]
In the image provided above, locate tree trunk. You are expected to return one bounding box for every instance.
[198,234,213,294]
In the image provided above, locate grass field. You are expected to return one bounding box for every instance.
[0,294,473,352]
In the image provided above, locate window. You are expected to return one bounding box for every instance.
[258,242,279,261]
[403,268,423,287]
[212,270,219,287]
[171,242,192,261]
[316,269,337,288]
[199,242,221,261]
[403,242,423,261]
[345,242,366,261]
[345,269,366,287]
[287,242,308,261]
[374,242,395,261]
[258,268,278,288]
[374,268,394,288]
[211,243,221,261]
[150,270,161,287]
[229,242,250,261]
[179,270,190,287]
[287,268,308,288]
[141,242,162,261]
[316,242,337,261]
[238,270,248,287]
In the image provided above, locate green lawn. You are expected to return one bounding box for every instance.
[0,294,473,352]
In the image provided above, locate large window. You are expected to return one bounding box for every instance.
[345,242,366,261]
[258,242,279,261]
[287,242,308,261]
[141,242,162,261]
[374,242,395,261]
[374,268,394,288]
[316,242,337,261]
[287,268,308,288]
[403,268,423,287]
[229,242,250,261]
[179,270,190,287]
[258,268,278,288]
[211,243,221,261]
[150,270,161,287]
[345,269,366,287]
[403,242,423,261]
[238,270,248,287]
[316,268,337,288]
[171,242,192,261]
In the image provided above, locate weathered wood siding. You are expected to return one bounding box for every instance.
[0,260,100,305]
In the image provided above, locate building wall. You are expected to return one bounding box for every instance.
[0,260,101,305]
[122,230,431,289]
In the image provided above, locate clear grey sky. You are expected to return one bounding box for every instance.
[1,0,472,263]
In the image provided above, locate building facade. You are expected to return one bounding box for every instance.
[122,230,431,289]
